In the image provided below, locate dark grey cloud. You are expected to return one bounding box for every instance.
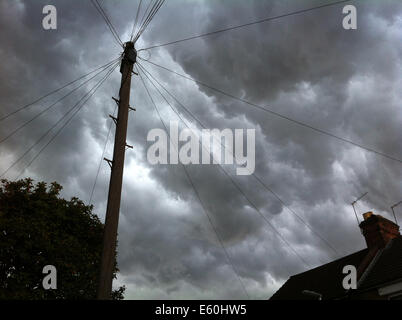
[1,0,401,299]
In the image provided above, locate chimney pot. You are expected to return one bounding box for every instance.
[359,212,400,249]
[363,211,373,220]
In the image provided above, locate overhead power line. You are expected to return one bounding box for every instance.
[140,58,402,165]
[140,0,352,51]
[133,0,154,41]
[1,62,118,180]
[130,0,143,41]
[91,0,124,47]
[0,58,119,122]
[133,0,165,43]
[136,0,154,34]
[138,63,311,268]
[138,69,250,299]
[133,0,164,43]
[138,62,340,257]
[15,63,118,180]
[0,59,119,145]
[89,105,117,205]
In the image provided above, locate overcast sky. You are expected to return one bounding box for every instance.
[0,0,401,299]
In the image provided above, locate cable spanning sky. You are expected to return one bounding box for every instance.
[0,0,401,299]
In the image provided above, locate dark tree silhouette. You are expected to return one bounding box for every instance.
[0,178,125,299]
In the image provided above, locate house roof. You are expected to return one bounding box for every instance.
[270,236,402,300]
[270,249,368,300]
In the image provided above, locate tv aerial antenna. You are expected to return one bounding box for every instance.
[391,201,402,225]
[351,192,368,226]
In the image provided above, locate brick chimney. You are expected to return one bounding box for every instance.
[359,212,400,249]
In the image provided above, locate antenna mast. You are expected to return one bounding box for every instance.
[351,192,368,227]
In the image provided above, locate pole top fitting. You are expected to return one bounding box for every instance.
[120,41,136,74]
[123,41,136,63]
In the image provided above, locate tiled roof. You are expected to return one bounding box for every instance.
[357,236,402,291]
[270,236,402,299]
[270,249,368,300]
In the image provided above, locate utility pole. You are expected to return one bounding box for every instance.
[97,41,136,299]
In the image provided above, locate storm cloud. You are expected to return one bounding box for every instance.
[0,0,401,299]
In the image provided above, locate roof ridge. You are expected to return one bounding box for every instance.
[290,248,368,278]
[357,247,384,288]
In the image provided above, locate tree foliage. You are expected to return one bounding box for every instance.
[0,178,125,299]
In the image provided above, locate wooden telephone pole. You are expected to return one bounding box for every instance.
[97,41,136,299]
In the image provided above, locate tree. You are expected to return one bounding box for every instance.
[0,178,125,299]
